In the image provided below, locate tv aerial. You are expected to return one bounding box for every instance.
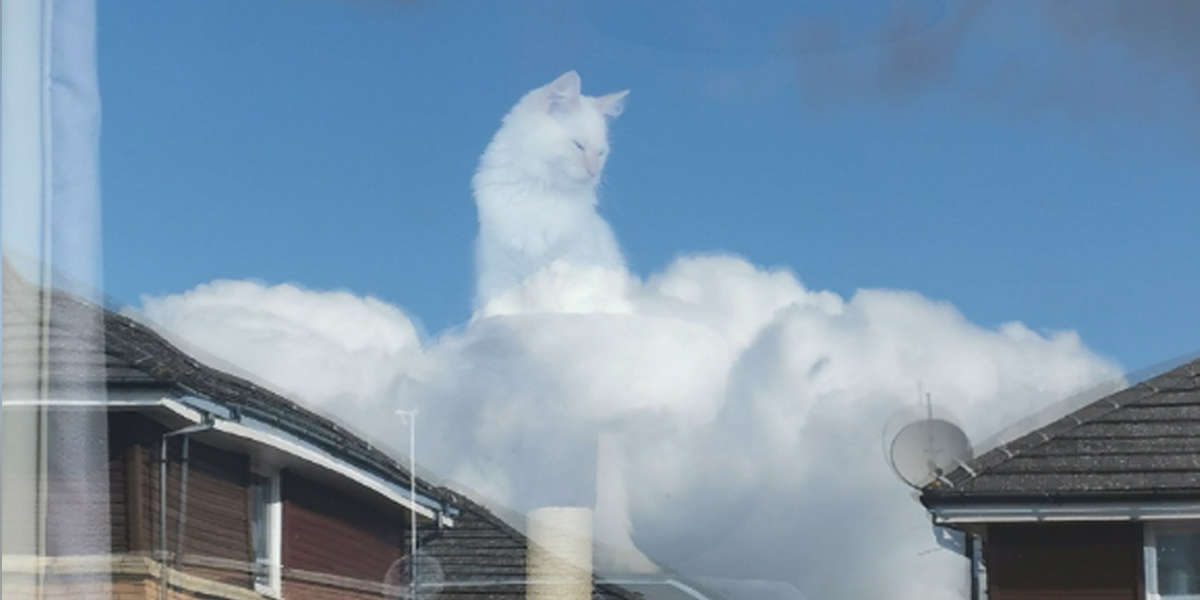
[884,391,972,489]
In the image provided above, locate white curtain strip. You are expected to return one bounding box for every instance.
[2,1,110,592]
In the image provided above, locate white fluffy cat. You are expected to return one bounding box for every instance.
[472,71,629,309]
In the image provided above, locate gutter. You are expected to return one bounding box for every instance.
[165,396,455,526]
[929,501,1200,525]
[208,416,450,525]
[7,396,457,526]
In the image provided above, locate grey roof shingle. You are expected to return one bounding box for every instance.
[922,356,1200,505]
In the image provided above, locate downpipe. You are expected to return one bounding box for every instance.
[158,419,214,600]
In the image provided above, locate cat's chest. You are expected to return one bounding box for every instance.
[486,190,595,230]
[480,193,606,259]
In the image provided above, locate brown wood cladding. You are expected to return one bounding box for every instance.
[985,523,1142,600]
[110,412,254,588]
[282,471,407,586]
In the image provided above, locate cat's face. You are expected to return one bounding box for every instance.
[506,71,628,190]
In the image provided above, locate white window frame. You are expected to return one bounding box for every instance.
[250,467,283,598]
[1144,521,1200,600]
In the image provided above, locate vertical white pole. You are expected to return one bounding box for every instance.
[410,410,417,600]
[397,409,418,599]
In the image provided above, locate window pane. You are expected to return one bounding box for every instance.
[1158,531,1200,595]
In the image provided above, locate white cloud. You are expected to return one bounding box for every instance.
[136,279,424,409]
[135,255,1121,599]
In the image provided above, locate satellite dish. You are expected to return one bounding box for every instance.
[886,395,972,488]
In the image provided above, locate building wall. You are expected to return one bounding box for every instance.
[24,410,416,598]
[281,470,408,598]
[112,411,255,588]
[15,408,596,599]
[985,522,1142,600]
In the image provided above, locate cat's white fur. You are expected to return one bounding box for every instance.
[472,71,629,309]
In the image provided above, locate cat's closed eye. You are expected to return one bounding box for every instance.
[572,140,585,151]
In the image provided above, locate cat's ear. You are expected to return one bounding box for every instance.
[545,71,582,113]
[595,90,629,118]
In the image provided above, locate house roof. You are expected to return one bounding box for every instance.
[1,264,444,502]
[2,266,643,599]
[3,274,161,391]
[922,356,1200,506]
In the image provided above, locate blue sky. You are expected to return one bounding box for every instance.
[98,0,1199,371]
